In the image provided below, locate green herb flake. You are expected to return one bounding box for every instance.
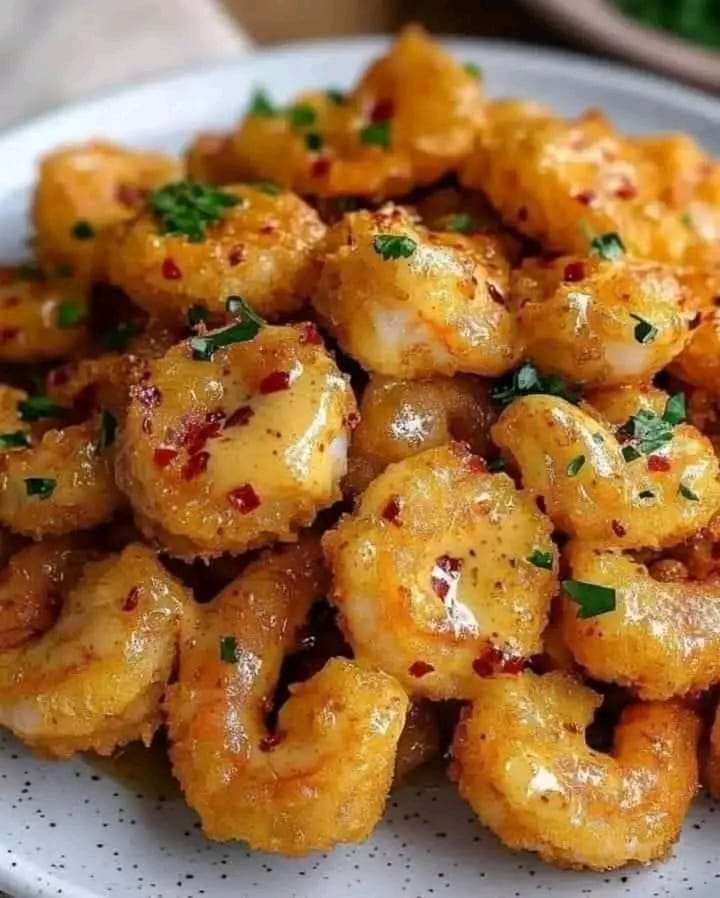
[359,121,391,149]
[442,212,477,234]
[150,181,239,243]
[679,482,699,501]
[491,362,579,407]
[630,313,657,344]
[0,431,30,451]
[372,234,417,261]
[188,305,208,326]
[25,477,56,500]
[590,231,625,261]
[190,319,263,362]
[17,396,66,422]
[305,132,324,152]
[287,103,317,128]
[326,88,346,105]
[248,89,277,117]
[56,301,86,329]
[250,180,282,196]
[622,444,641,463]
[527,549,553,570]
[71,220,95,240]
[618,408,673,457]
[219,635,239,663]
[562,579,617,619]
[95,410,118,452]
[592,432,605,444]
[225,295,265,325]
[663,392,686,426]
[567,454,586,477]
[463,61,482,77]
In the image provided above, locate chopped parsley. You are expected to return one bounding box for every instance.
[679,482,699,501]
[190,316,263,361]
[527,549,553,570]
[372,234,417,261]
[17,396,66,422]
[663,392,686,426]
[463,61,482,77]
[187,304,208,326]
[0,431,30,450]
[562,579,616,618]
[491,362,579,407]
[326,88,346,104]
[150,181,239,243]
[589,231,625,261]
[248,89,277,117]
[95,410,118,452]
[25,477,56,500]
[619,393,686,460]
[56,301,85,329]
[287,103,317,128]
[359,121,391,149]
[71,220,95,240]
[441,212,477,234]
[630,313,657,344]
[567,454,586,477]
[305,132,324,152]
[219,635,239,663]
[250,180,282,196]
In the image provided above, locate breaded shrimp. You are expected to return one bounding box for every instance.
[32,141,181,281]
[312,205,522,378]
[116,324,355,559]
[492,386,720,548]
[511,253,694,387]
[166,540,408,853]
[708,705,720,800]
[452,670,700,870]
[108,183,326,322]
[669,307,720,391]
[562,541,720,699]
[324,444,556,699]
[345,374,496,494]
[0,543,187,757]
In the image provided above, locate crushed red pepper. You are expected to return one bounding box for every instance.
[259,370,290,394]
[228,483,261,513]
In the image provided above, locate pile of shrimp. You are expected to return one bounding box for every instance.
[2,25,720,870]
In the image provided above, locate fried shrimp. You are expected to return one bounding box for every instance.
[166,541,408,853]
[108,183,326,322]
[562,542,720,699]
[669,307,720,391]
[511,254,694,387]
[451,670,700,870]
[0,265,89,362]
[32,141,181,281]
[116,324,355,559]
[345,374,496,494]
[324,444,556,699]
[708,706,720,800]
[0,543,187,757]
[492,387,720,548]
[312,205,522,378]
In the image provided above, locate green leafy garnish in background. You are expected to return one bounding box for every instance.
[613,0,720,50]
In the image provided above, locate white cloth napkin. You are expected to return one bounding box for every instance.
[0,0,251,128]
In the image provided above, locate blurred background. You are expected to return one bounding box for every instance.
[1,0,718,129]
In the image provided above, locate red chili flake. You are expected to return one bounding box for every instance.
[310,157,331,178]
[225,405,254,428]
[122,586,141,611]
[466,455,488,474]
[161,258,182,280]
[228,483,261,514]
[517,206,528,222]
[153,446,178,468]
[615,181,638,200]
[227,244,246,267]
[115,183,147,208]
[473,646,525,677]
[259,371,290,394]
[182,450,210,480]
[381,495,402,525]
[345,412,360,430]
[431,555,463,600]
[299,322,322,345]
[563,261,585,282]
[611,519,627,537]
[0,328,18,343]
[181,409,226,455]
[648,454,671,472]
[488,283,504,303]
[258,730,286,752]
[47,366,70,387]
[408,660,434,678]
[371,98,395,122]
[133,382,162,409]
[574,190,596,206]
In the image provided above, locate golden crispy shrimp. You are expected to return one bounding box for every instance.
[511,253,694,387]
[492,387,720,548]
[185,132,242,185]
[313,205,522,379]
[107,183,326,322]
[0,539,95,649]
[0,543,187,757]
[324,444,556,699]
[451,670,700,870]
[227,27,484,199]
[0,265,89,362]
[708,706,720,800]
[116,324,355,559]
[166,540,408,853]
[562,541,720,699]
[345,374,496,494]
[669,307,720,391]
[33,141,181,281]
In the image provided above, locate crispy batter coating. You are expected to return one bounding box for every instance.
[452,671,700,870]
[0,543,187,757]
[708,706,720,800]
[166,540,408,853]
[313,205,522,378]
[116,325,355,559]
[492,387,720,548]
[33,141,181,281]
[324,444,556,699]
[669,307,720,391]
[107,184,326,322]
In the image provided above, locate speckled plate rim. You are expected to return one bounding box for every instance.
[0,36,719,898]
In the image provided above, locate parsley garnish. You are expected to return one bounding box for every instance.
[464,61,482,77]
[360,121,391,149]
[25,477,56,500]
[190,319,263,361]
[251,180,282,196]
[95,410,118,452]
[372,234,417,261]
[150,181,239,243]
[0,431,30,450]
[18,396,66,422]
[562,579,616,618]
[305,132,324,152]
[326,88,346,104]
[188,305,208,326]
[663,392,686,426]
[56,302,85,329]
[71,220,95,240]
[527,549,553,570]
[248,89,277,117]
[219,635,239,663]
[679,482,699,501]
[491,362,579,407]
[619,393,686,459]
[225,295,264,325]
[567,455,586,477]
[287,104,316,128]
[101,320,138,351]
[630,313,657,344]
[442,212,476,234]
[590,231,625,261]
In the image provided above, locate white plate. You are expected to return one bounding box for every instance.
[0,36,719,898]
